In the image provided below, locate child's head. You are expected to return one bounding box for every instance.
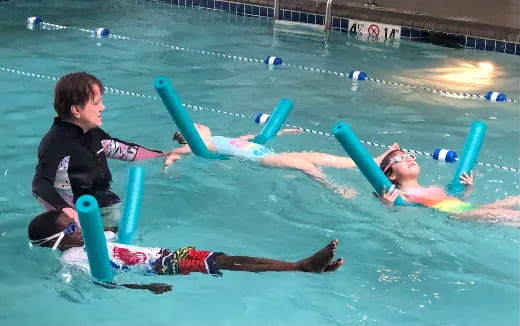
[380,150,420,186]
[28,210,83,251]
[173,123,212,145]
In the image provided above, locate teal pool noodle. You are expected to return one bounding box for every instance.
[154,76,226,159]
[117,166,145,244]
[253,98,293,144]
[449,121,487,194]
[76,195,114,282]
[332,122,404,206]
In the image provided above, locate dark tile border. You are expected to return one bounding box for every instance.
[155,0,520,55]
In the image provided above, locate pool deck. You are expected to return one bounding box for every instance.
[247,0,520,42]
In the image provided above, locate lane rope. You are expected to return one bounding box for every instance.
[36,20,519,104]
[2,66,518,173]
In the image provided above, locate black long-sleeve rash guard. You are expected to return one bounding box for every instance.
[32,118,163,210]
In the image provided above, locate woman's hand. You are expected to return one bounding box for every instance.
[62,207,80,228]
[163,151,181,169]
[460,171,474,186]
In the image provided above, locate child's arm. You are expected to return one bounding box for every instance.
[378,185,408,206]
[119,283,172,294]
[97,281,172,294]
[237,128,303,141]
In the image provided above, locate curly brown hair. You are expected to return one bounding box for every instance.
[54,72,104,120]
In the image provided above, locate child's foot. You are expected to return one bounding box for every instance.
[297,240,344,273]
[375,143,400,165]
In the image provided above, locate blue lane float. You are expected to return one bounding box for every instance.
[117,166,145,245]
[433,148,458,163]
[254,113,271,125]
[348,70,367,81]
[252,98,293,144]
[154,76,228,159]
[94,27,110,37]
[27,16,42,25]
[332,122,405,205]
[448,121,487,195]
[485,91,507,102]
[264,56,283,65]
[76,195,114,282]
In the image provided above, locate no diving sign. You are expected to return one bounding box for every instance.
[367,24,380,36]
[348,19,401,45]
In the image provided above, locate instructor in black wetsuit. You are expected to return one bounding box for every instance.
[32,72,170,223]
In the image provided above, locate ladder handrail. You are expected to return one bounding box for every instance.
[324,0,333,31]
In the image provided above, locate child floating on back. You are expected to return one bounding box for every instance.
[378,147,520,226]
[28,210,344,294]
[166,123,399,199]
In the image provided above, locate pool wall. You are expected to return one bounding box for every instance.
[150,0,520,55]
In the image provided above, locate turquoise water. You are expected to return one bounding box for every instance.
[1,0,519,325]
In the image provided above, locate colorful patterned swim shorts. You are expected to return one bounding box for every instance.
[154,246,223,276]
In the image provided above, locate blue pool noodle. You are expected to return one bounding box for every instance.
[253,98,293,144]
[76,195,114,282]
[449,121,487,194]
[117,166,145,244]
[332,122,405,206]
[154,76,226,160]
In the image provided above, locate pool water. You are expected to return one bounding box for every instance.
[0,0,519,325]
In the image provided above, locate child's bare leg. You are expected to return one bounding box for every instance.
[478,196,520,210]
[214,240,344,273]
[274,142,399,169]
[454,207,520,226]
[261,154,357,198]
[275,152,357,169]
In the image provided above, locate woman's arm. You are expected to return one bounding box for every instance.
[163,145,193,169]
[32,148,74,211]
[101,137,164,161]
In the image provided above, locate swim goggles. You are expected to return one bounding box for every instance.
[383,153,417,174]
[29,222,77,251]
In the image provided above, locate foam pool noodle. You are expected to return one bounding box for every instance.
[332,122,404,206]
[76,195,114,282]
[154,76,228,159]
[117,166,145,244]
[253,98,293,144]
[449,121,487,195]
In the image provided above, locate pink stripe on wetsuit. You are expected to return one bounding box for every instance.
[102,139,164,161]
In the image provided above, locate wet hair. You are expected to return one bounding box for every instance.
[28,210,63,248]
[54,72,104,120]
[379,150,404,187]
[173,131,187,145]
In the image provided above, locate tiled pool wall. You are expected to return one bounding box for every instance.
[151,0,520,56]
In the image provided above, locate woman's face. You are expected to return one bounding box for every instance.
[71,84,105,131]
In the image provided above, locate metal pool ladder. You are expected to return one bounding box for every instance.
[273,0,334,41]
